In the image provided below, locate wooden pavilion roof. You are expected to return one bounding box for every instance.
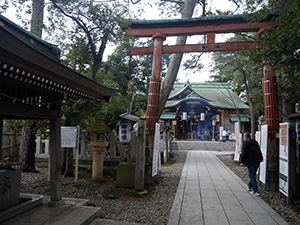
[0,15,116,120]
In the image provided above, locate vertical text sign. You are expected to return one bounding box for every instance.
[279,123,289,196]
[234,122,241,161]
[259,124,268,184]
[152,123,160,176]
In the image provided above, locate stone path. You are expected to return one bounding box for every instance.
[168,150,288,225]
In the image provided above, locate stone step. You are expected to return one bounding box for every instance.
[47,204,100,225]
[172,141,235,151]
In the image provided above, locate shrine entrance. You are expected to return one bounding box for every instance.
[126,14,279,190]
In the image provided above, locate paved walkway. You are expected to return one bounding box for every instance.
[168,150,288,225]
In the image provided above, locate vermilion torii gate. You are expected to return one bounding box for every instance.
[126,14,279,189]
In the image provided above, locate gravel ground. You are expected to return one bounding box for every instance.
[20,151,187,225]
[20,152,300,225]
[217,154,300,225]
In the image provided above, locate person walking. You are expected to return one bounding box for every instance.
[241,132,263,196]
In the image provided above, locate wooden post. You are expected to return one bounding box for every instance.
[48,103,63,207]
[0,118,3,162]
[146,33,166,157]
[263,65,280,191]
[135,118,146,191]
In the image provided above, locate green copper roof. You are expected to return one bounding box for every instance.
[165,82,249,110]
[230,114,250,122]
[160,112,176,120]
[129,13,275,29]
[0,14,61,61]
[132,14,248,24]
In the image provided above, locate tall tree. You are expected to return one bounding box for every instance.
[158,0,199,116]
[245,0,300,119]
[47,0,129,80]
[211,34,263,138]
[19,0,45,172]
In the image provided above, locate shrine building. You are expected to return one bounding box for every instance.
[160,81,250,140]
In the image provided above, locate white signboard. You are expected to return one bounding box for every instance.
[259,125,268,184]
[61,126,78,148]
[219,126,224,141]
[279,123,289,196]
[152,123,160,176]
[234,122,241,161]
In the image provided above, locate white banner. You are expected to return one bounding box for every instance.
[255,131,261,175]
[182,112,187,120]
[219,126,224,141]
[259,125,268,184]
[152,123,160,176]
[255,131,261,146]
[279,123,289,196]
[200,113,205,121]
[234,122,241,161]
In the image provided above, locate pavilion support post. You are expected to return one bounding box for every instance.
[146,33,166,157]
[263,65,280,191]
[48,102,64,207]
[0,118,3,162]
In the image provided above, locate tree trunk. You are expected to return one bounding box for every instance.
[249,100,256,138]
[64,148,74,176]
[18,0,44,172]
[19,122,37,172]
[158,0,198,116]
[31,0,45,37]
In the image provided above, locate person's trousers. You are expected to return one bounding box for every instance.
[247,164,260,193]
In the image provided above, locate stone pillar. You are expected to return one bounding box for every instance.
[80,130,87,157]
[135,118,146,191]
[263,65,280,191]
[146,33,166,157]
[90,134,108,181]
[35,136,41,157]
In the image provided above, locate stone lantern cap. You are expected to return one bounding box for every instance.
[88,116,111,134]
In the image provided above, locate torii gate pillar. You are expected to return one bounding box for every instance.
[263,65,279,191]
[146,33,166,157]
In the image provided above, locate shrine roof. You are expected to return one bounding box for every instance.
[165,82,249,110]
[0,14,117,119]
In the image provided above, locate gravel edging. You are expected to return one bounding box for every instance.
[217,154,300,225]
[20,151,300,224]
[20,151,188,224]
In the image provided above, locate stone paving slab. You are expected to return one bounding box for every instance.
[167,150,289,225]
[1,196,100,225]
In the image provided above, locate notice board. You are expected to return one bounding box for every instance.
[279,123,289,196]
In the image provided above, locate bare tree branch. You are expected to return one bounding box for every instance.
[160,0,185,4]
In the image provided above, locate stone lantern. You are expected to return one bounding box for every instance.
[88,117,111,181]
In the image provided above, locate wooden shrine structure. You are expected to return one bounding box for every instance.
[0,15,116,205]
[126,14,280,190]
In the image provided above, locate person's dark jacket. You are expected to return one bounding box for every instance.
[241,139,263,166]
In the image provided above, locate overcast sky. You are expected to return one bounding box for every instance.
[2,0,239,83]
